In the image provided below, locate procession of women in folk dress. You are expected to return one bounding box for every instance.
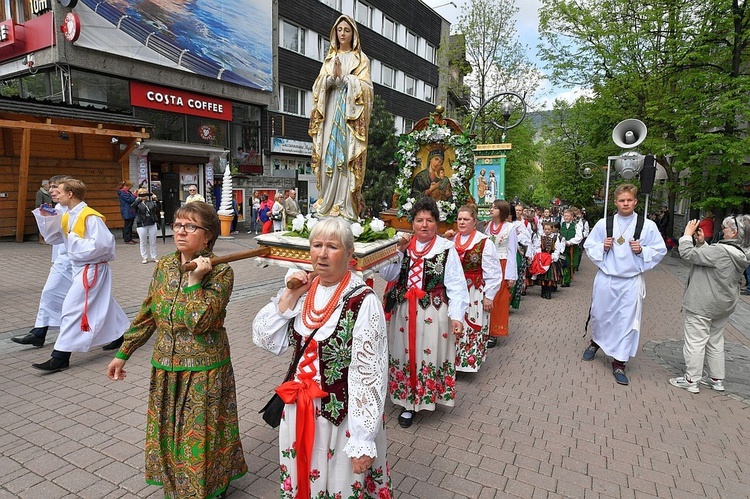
[11,13,615,499]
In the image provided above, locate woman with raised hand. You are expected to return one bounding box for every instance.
[107,201,247,499]
[669,215,750,394]
[253,217,391,498]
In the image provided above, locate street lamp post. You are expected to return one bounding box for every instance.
[469,91,527,205]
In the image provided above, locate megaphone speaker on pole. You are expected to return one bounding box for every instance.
[612,119,647,149]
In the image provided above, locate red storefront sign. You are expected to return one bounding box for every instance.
[0,13,56,60]
[130,82,232,121]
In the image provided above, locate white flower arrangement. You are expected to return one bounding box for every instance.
[370,218,386,232]
[291,214,306,232]
[284,216,395,242]
[350,222,364,238]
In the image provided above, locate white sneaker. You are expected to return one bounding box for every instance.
[669,376,699,393]
[141,258,148,264]
[699,371,725,391]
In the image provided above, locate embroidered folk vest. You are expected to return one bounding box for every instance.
[61,206,105,238]
[289,286,372,426]
[459,238,486,290]
[489,223,513,260]
[385,247,450,311]
[541,235,556,254]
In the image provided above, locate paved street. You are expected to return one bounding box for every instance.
[1,233,749,498]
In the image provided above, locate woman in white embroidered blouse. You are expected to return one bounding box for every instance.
[484,199,518,347]
[252,217,390,498]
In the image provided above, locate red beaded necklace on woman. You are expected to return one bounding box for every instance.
[454,229,476,257]
[407,234,437,258]
[488,220,504,236]
[302,271,352,329]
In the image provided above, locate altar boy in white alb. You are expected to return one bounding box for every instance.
[31,179,129,372]
[582,184,667,386]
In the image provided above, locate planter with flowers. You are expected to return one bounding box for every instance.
[254,215,400,280]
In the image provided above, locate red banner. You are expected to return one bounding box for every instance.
[130,82,232,121]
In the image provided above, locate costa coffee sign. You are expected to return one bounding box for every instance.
[130,82,232,121]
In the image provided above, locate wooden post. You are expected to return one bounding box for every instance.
[15,127,31,242]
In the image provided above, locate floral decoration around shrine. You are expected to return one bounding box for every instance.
[394,119,476,224]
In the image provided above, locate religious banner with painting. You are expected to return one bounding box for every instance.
[472,143,511,220]
[392,109,476,225]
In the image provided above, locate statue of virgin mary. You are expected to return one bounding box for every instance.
[308,14,373,221]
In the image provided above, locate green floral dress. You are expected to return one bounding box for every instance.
[116,250,247,499]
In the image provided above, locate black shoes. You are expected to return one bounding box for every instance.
[102,336,124,351]
[487,337,498,349]
[32,358,69,373]
[398,410,414,428]
[11,333,44,348]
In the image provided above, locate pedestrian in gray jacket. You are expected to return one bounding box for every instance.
[669,215,750,393]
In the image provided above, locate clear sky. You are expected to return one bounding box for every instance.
[421,0,588,109]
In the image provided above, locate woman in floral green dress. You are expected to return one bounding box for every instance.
[107,202,247,499]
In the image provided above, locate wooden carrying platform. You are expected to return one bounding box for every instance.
[254,232,401,279]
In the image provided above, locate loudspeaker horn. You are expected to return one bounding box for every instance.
[612,119,647,149]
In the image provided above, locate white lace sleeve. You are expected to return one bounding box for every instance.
[481,240,501,301]
[344,292,388,459]
[252,288,303,356]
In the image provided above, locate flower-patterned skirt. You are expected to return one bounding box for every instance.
[277,406,392,498]
[456,284,488,372]
[145,363,247,498]
[388,301,457,411]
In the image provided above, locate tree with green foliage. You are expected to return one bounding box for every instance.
[454,0,542,141]
[362,95,399,216]
[539,0,750,230]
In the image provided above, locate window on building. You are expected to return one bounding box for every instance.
[281,20,306,54]
[134,108,185,142]
[320,0,342,10]
[281,85,306,116]
[424,83,435,104]
[70,70,130,110]
[406,31,417,53]
[382,16,397,43]
[403,118,415,134]
[425,43,436,64]
[231,104,262,167]
[2,0,29,22]
[356,1,371,28]
[381,65,395,88]
[318,35,329,61]
[404,75,416,96]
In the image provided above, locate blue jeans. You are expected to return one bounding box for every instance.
[249,207,258,231]
[745,265,750,292]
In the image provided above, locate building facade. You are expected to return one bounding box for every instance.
[274,0,450,212]
[0,0,450,235]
